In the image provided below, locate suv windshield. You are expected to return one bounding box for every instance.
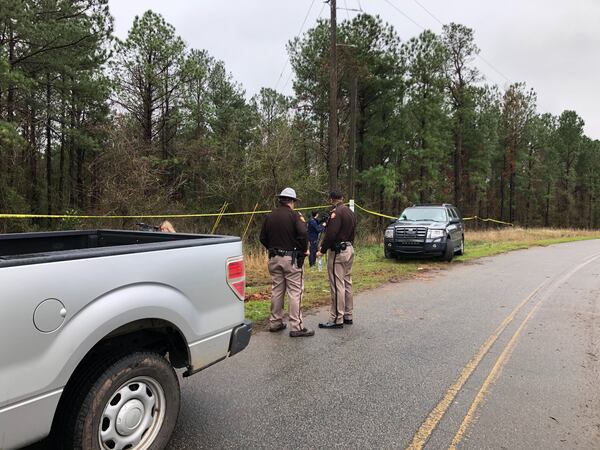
[399,207,447,222]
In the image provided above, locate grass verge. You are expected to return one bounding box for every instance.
[244,228,600,322]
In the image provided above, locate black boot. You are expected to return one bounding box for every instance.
[269,323,287,332]
[290,328,315,337]
[318,321,343,329]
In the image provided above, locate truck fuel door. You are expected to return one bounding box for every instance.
[33,298,67,333]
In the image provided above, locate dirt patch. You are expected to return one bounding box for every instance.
[245,292,270,302]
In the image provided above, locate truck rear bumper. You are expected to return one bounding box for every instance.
[229,320,252,356]
[185,320,252,376]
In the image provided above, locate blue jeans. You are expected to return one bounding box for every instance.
[309,240,319,266]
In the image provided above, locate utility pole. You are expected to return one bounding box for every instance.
[328,0,338,192]
[349,76,357,199]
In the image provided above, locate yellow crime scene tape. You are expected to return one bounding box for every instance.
[0,205,331,220]
[354,204,513,226]
[0,203,513,226]
[462,216,514,226]
[353,203,397,220]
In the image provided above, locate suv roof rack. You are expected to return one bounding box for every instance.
[411,203,454,207]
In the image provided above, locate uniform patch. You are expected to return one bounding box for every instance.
[330,212,337,219]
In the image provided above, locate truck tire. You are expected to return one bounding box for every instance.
[442,239,454,262]
[57,352,180,450]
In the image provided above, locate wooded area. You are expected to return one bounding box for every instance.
[1,1,599,233]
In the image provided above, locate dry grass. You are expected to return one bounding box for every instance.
[243,250,269,287]
[466,227,600,243]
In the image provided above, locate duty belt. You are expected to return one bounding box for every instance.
[268,248,296,258]
[333,241,353,253]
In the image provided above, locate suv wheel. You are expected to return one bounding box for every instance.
[384,246,393,259]
[442,238,454,262]
[457,237,465,256]
[56,351,180,450]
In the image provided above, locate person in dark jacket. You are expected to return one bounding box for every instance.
[317,191,356,329]
[260,188,314,338]
[307,211,325,267]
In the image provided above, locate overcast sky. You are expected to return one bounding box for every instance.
[108,0,600,139]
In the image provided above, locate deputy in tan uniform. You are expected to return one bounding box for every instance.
[260,188,315,337]
[317,191,356,329]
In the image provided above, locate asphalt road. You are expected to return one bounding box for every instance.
[26,240,600,449]
[169,240,600,449]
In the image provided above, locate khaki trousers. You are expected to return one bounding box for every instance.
[327,246,354,324]
[268,255,305,332]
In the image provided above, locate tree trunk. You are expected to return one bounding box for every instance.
[453,116,463,208]
[327,0,338,192]
[509,171,515,224]
[524,145,534,227]
[46,74,53,217]
[499,153,506,221]
[419,164,426,204]
[58,77,66,210]
[6,23,15,122]
[348,77,357,199]
[77,146,85,209]
[420,116,427,204]
[29,105,39,214]
[564,158,571,227]
[161,70,169,159]
[544,181,551,227]
[144,83,153,144]
[69,98,76,207]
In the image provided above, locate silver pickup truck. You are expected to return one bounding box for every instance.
[0,230,252,449]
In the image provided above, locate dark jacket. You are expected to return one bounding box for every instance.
[260,205,308,251]
[308,217,325,242]
[320,202,356,253]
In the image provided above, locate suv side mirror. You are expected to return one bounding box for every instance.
[449,217,461,224]
[389,219,397,225]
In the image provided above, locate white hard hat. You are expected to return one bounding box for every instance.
[277,187,298,200]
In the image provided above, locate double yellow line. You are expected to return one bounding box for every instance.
[407,252,600,450]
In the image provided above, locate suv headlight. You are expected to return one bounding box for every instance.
[427,229,445,239]
[385,228,394,239]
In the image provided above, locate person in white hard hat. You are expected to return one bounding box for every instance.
[259,188,314,337]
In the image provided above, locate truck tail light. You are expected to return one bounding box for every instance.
[227,257,245,301]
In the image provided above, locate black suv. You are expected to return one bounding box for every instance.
[384,204,464,261]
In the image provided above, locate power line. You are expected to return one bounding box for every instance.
[274,0,318,91]
[408,0,511,84]
[411,0,443,25]
[380,0,510,85]
[282,1,328,92]
[343,0,351,21]
[475,54,511,84]
[382,0,425,31]
[297,0,319,38]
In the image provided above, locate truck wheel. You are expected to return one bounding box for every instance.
[384,246,393,259]
[442,239,454,262]
[59,352,180,450]
[457,237,465,256]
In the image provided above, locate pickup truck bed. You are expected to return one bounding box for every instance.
[0,229,251,450]
[0,229,239,266]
